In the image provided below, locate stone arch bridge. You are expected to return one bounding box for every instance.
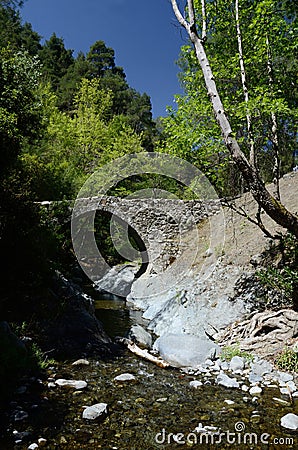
[39,196,222,281]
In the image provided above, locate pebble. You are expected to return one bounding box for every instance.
[279,380,296,392]
[249,386,262,396]
[114,373,136,382]
[277,372,293,383]
[28,444,38,450]
[72,359,90,366]
[280,387,291,396]
[189,380,203,389]
[12,430,31,441]
[241,384,249,392]
[224,399,235,405]
[55,379,87,390]
[216,373,239,388]
[38,438,47,447]
[230,356,245,372]
[82,403,108,421]
[47,382,56,389]
[250,414,261,423]
[280,413,298,430]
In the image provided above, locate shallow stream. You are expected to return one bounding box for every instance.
[1,296,297,449]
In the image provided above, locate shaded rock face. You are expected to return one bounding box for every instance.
[93,264,140,298]
[40,273,119,359]
[0,322,28,390]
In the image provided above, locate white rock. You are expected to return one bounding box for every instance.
[55,379,87,390]
[153,334,221,368]
[204,359,214,367]
[38,438,47,447]
[82,403,108,421]
[230,356,245,372]
[128,325,152,348]
[249,360,273,383]
[47,382,56,389]
[72,359,90,366]
[224,399,235,405]
[280,388,291,396]
[189,380,203,389]
[28,444,38,450]
[216,373,239,389]
[279,380,296,393]
[249,386,262,396]
[280,413,298,430]
[277,372,293,383]
[220,361,229,371]
[241,384,249,392]
[114,373,136,382]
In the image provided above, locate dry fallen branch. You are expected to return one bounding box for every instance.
[116,337,170,368]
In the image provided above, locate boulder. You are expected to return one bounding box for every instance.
[127,325,152,348]
[153,334,221,368]
[40,272,119,358]
[94,264,139,297]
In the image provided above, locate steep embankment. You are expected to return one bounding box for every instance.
[127,171,298,364]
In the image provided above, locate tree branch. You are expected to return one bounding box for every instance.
[170,0,298,238]
[170,0,189,30]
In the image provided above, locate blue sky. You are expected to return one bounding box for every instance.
[21,0,188,118]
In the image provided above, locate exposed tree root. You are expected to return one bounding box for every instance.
[217,309,298,356]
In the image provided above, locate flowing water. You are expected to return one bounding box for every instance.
[1,296,297,449]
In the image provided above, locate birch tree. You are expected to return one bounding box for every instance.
[170,0,298,238]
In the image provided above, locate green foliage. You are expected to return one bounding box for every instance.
[220,344,254,362]
[256,233,298,307]
[29,342,56,369]
[0,47,42,173]
[275,347,298,373]
[39,33,74,91]
[165,0,298,193]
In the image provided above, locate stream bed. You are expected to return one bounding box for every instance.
[1,296,297,449]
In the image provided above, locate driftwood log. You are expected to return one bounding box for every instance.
[217,309,298,356]
[116,337,170,368]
